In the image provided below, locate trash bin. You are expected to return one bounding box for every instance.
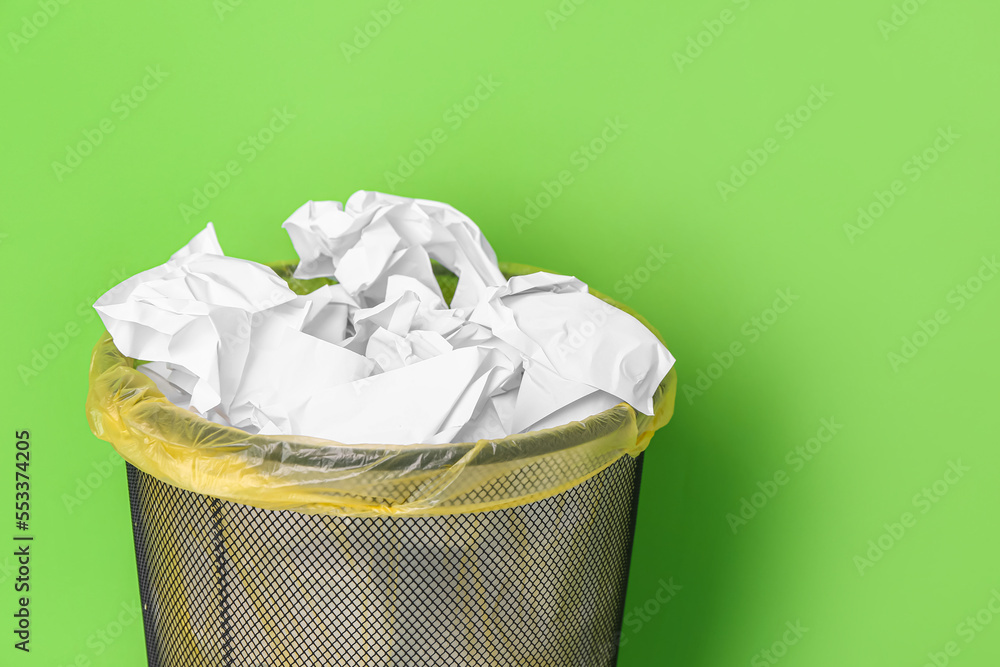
[87,262,677,667]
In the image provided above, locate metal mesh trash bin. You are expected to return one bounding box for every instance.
[127,452,644,666]
[88,263,677,667]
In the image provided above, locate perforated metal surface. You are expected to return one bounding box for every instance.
[126,454,643,667]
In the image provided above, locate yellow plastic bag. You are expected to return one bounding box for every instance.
[86,262,676,516]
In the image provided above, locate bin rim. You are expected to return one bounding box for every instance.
[86,260,676,515]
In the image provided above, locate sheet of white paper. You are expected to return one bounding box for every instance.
[283,191,506,309]
[226,315,376,433]
[470,286,674,416]
[276,346,512,444]
[95,229,302,415]
[294,284,358,344]
[97,191,675,445]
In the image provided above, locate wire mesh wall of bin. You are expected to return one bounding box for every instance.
[126,453,645,667]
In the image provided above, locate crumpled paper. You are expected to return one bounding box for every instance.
[94,191,675,445]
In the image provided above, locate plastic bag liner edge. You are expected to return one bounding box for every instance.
[86,261,677,517]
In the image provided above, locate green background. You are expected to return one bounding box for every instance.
[2,0,998,665]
